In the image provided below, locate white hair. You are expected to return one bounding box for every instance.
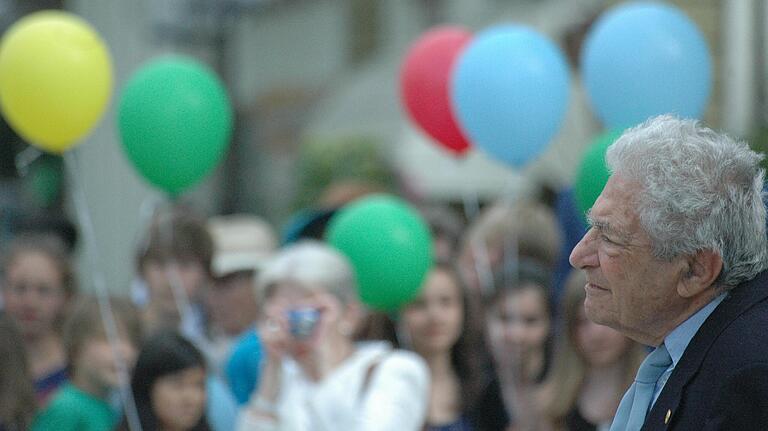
[257,241,357,302]
[606,115,768,289]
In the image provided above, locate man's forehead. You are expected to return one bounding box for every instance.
[588,176,642,233]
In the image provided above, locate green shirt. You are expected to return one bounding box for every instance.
[32,383,117,431]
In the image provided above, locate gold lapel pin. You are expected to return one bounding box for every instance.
[665,409,672,424]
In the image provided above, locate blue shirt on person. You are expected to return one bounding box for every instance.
[225,329,263,405]
[651,292,727,407]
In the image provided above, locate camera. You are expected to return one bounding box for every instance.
[287,308,320,340]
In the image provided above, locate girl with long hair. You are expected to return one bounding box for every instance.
[484,261,554,431]
[400,263,509,430]
[1,234,76,406]
[538,270,645,430]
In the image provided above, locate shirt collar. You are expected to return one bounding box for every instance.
[664,292,727,367]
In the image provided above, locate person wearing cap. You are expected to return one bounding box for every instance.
[205,215,280,405]
[206,214,278,373]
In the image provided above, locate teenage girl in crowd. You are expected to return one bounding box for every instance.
[485,262,554,431]
[400,263,509,430]
[538,270,645,431]
[0,234,76,406]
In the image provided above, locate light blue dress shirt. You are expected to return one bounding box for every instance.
[650,292,727,407]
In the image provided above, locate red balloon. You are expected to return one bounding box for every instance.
[400,26,473,156]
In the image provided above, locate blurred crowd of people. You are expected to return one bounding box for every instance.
[0,183,642,431]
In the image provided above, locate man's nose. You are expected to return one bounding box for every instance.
[569,230,598,269]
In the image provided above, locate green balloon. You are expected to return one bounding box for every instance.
[574,129,623,217]
[326,195,433,311]
[117,56,233,195]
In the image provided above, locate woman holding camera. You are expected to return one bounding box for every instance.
[236,241,430,431]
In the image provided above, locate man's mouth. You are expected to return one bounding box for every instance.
[585,282,609,292]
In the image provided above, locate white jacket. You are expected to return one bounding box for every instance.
[236,342,429,431]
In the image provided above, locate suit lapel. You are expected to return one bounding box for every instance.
[641,270,768,430]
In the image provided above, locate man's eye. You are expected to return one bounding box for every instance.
[601,235,615,244]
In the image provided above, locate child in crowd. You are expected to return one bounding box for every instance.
[0,234,76,406]
[135,208,238,431]
[33,296,142,431]
[135,209,213,339]
[118,331,211,431]
[0,312,37,431]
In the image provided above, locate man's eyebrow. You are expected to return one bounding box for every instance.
[586,210,630,242]
[585,209,603,230]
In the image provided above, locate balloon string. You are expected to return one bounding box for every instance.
[136,194,164,240]
[135,194,204,362]
[501,178,519,205]
[63,151,143,431]
[14,146,42,177]
[503,225,519,290]
[502,177,520,289]
[165,259,196,340]
[132,193,163,292]
[137,195,207,365]
[455,158,494,296]
[156,203,200,354]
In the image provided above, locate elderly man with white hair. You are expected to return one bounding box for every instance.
[570,115,768,430]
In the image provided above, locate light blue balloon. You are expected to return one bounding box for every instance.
[581,2,712,129]
[451,25,570,167]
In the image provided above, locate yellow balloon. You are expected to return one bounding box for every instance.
[0,11,112,153]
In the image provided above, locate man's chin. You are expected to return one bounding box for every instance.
[584,304,614,327]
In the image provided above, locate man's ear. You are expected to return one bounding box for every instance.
[677,249,723,298]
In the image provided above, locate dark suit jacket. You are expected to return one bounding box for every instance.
[642,270,768,430]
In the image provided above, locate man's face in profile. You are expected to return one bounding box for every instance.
[569,175,687,343]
